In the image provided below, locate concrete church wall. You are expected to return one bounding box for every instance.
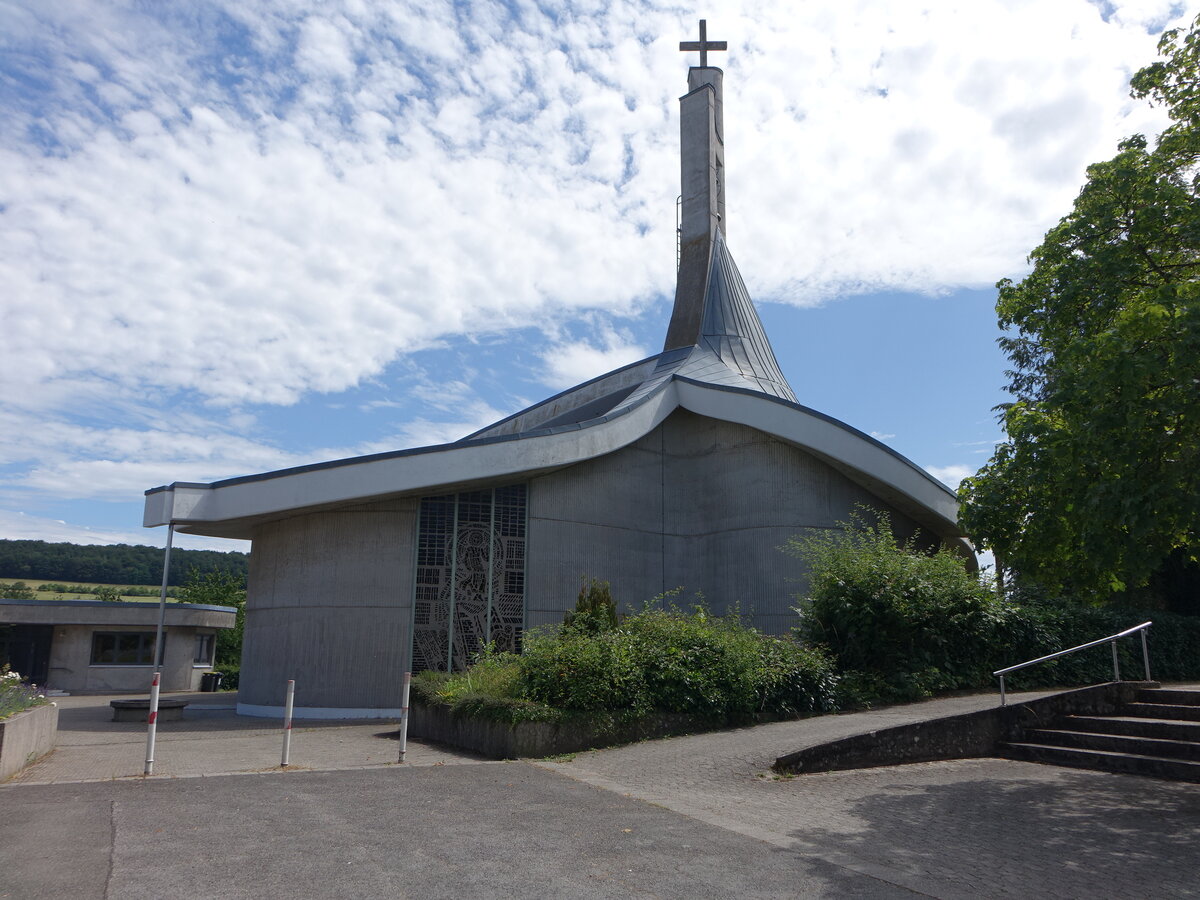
[239,498,418,714]
[529,410,939,634]
[236,411,945,714]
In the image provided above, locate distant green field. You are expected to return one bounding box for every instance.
[0,576,168,603]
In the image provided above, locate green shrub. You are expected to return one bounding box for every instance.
[753,635,841,718]
[215,664,239,691]
[785,509,1011,700]
[0,581,35,600]
[563,577,619,634]
[784,509,1200,702]
[519,627,650,713]
[993,599,1200,691]
[434,651,523,704]
[519,604,838,721]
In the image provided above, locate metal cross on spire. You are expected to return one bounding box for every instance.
[679,19,727,68]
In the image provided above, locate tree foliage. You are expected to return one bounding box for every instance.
[0,539,248,586]
[785,510,1007,701]
[178,567,247,670]
[0,582,36,601]
[960,17,1200,600]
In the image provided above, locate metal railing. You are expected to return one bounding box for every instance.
[993,621,1152,705]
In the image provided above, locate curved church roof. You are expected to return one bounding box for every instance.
[143,27,967,555]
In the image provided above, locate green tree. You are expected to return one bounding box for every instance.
[178,567,246,668]
[960,16,1200,602]
[0,582,35,601]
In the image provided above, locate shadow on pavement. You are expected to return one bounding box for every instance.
[783,769,1200,897]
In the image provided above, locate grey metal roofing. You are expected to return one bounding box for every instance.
[462,230,797,438]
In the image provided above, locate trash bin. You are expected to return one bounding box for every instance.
[200,672,223,692]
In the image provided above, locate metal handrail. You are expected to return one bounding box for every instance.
[993,621,1152,705]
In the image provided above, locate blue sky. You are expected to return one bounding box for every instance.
[0,0,1189,554]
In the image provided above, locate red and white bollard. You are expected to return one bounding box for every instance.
[144,671,161,776]
[281,679,295,767]
[398,671,411,763]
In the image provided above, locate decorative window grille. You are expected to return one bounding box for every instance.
[411,484,527,672]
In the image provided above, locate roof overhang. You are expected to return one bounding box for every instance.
[144,377,965,548]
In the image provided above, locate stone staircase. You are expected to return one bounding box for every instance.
[1002,687,1200,782]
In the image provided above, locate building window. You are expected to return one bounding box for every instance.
[412,483,527,673]
[91,632,160,666]
[193,633,215,666]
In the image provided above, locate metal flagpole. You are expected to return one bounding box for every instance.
[145,521,174,776]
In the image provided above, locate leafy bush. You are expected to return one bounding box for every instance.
[414,599,839,727]
[562,577,619,633]
[519,604,838,722]
[0,581,35,600]
[94,586,123,602]
[784,509,1200,704]
[215,664,239,691]
[785,509,1011,701]
[519,627,650,713]
[0,666,46,719]
[434,650,523,704]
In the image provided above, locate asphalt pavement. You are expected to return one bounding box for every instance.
[2,689,1199,899]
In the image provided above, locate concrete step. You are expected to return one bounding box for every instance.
[1136,688,1200,706]
[1023,728,1200,761]
[1002,742,1200,782]
[1064,715,1200,742]
[1122,702,1200,722]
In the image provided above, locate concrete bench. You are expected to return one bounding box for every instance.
[110,698,189,723]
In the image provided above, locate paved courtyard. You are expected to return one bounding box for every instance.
[3,690,1199,898]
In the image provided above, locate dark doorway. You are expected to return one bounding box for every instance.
[0,624,53,685]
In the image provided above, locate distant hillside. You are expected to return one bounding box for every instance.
[0,539,248,587]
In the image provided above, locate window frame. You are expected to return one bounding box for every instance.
[193,632,215,667]
[89,631,163,667]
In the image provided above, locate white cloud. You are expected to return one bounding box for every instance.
[869,431,896,440]
[2,0,1184,419]
[0,509,249,554]
[925,464,976,490]
[0,0,1190,543]
[540,332,650,390]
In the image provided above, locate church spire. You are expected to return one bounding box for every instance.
[660,21,797,402]
[665,19,728,351]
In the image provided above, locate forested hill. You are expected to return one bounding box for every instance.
[0,540,249,586]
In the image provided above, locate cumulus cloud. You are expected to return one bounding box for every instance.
[925,464,976,490]
[0,509,249,553]
[0,0,1188,540]
[2,1,1183,415]
[539,331,650,390]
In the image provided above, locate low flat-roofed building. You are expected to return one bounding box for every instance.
[0,599,236,693]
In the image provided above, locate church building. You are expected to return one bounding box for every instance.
[144,24,970,717]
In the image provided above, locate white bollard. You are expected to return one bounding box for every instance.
[398,671,411,763]
[281,679,295,767]
[144,671,161,776]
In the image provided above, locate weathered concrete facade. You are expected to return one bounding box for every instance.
[237,410,946,714]
[528,410,938,633]
[239,500,416,714]
[0,600,235,693]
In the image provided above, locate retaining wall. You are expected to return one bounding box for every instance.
[0,703,59,780]
[410,701,708,759]
[773,682,1154,774]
